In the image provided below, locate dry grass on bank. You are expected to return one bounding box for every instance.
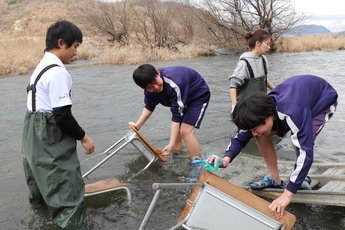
[90,43,204,65]
[1,34,345,76]
[0,36,205,76]
[276,34,345,52]
[0,37,45,76]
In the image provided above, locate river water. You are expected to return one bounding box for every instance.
[1,50,345,230]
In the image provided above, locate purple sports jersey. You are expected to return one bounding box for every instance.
[144,66,210,127]
[224,75,338,193]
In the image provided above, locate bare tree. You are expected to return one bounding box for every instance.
[76,0,131,45]
[195,0,306,51]
[168,2,196,45]
[186,1,246,53]
[132,0,186,49]
[75,0,197,49]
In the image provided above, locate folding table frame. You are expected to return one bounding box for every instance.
[82,125,166,178]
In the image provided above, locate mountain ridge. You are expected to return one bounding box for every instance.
[284,24,332,35]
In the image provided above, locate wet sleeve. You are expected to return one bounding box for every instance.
[53,105,86,140]
[224,130,253,161]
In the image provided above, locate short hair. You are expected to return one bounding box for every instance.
[132,64,157,88]
[244,29,270,50]
[45,20,83,52]
[231,92,275,130]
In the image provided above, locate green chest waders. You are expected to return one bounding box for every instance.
[236,58,268,102]
[22,65,87,230]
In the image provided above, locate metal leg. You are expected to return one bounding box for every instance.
[139,183,204,230]
[128,157,157,180]
[83,130,160,178]
[122,186,132,204]
[181,224,194,230]
[169,219,189,230]
[138,189,162,230]
[85,186,132,206]
[83,136,131,177]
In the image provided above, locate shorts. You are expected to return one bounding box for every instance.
[182,92,210,128]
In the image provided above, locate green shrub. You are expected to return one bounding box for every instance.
[198,52,217,57]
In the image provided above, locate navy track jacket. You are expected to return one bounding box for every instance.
[224,75,338,193]
[144,66,210,124]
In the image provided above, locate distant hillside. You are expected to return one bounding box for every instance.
[284,24,331,36]
[0,0,80,36]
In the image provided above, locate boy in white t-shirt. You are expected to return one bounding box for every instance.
[22,20,94,229]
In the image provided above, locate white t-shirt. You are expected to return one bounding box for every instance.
[27,52,72,112]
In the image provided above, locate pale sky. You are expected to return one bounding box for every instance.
[106,0,345,32]
[294,0,345,32]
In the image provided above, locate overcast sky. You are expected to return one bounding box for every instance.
[106,0,345,32]
[294,0,345,32]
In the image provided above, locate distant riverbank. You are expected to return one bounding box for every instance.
[1,33,344,76]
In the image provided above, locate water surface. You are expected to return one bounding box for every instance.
[1,50,345,229]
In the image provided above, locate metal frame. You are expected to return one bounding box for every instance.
[139,182,284,230]
[139,183,204,230]
[84,185,132,205]
[83,127,164,178]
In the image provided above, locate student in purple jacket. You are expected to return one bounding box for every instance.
[208,75,337,219]
[129,64,211,161]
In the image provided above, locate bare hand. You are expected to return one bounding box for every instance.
[162,144,173,156]
[128,122,139,130]
[206,156,231,168]
[80,134,95,155]
[268,190,293,219]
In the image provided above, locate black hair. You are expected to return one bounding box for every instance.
[45,20,83,52]
[244,29,270,50]
[231,92,275,130]
[132,64,157,89]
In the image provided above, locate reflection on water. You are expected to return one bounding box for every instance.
[1,51,345,229]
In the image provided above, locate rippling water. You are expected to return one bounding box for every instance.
[1,50,345,229]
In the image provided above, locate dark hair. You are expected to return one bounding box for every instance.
[45,20,83,52]
[244,29,270,50]
[232,92,275,130]
[132,64,157,88]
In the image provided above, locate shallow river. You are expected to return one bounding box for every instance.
[1,50,345,229]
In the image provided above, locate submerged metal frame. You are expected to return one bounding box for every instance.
[83,127,164,178]
[139,182,284,230]
[139,183,204,230]
[84,184,132,205]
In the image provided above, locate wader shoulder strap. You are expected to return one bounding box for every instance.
[262,57,267,75]
[26,64,59,112]
[240,57,267,79]
[240,58,254,79]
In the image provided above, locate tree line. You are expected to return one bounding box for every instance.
[75,0,305,53]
